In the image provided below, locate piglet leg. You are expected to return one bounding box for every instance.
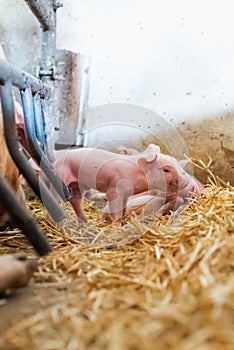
[0,254,38,295]
[143,195,185,216]
[158,196,185,214]
[103,190,127,222]
[69,185,88,222]
[142,196,167,216]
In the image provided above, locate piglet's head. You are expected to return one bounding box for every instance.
[137,148,194,194]
[156,154,193,193]
[156,154,206,199]
[137,145,171,191]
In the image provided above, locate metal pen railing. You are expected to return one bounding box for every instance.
[0,0,71,256]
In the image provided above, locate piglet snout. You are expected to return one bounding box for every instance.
[0,254,38,294]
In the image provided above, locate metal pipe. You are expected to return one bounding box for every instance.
[41,29,56,77]
[40,97,54,161]
[0,80,65,223]
[20,88,71,202]
[24,1,58,78]
[76,56,91,147]
[33,93,46,150]
[24,0,55,32]
[0,175,51,256]
[0,58,50,97]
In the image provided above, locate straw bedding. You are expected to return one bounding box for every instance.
[0,181,233,350]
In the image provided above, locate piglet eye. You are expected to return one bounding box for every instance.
[163,167,171,173]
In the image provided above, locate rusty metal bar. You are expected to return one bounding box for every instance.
[24,1,60,157]
[0,174,51,256]
[0,80,65,223]
[24,1,63,80]
[24,0,56,32]
[0,59,50,97]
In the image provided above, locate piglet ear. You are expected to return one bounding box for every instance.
[144,143,161,161]
[137,152,158,169]
[138,144,160,169]
[178,158,191,169]
[146,143,161,154]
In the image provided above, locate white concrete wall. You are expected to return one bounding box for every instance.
[0,0,41,74]
[57,0,234,123]
[0,0,233,183]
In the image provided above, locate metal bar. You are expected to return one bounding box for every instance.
[0,80,65,223]
[0,58,50,97]
[40,97,54,161]
[24,0,55,32]
[41,29,56,78]
[21,88,71,202]
[76,56,91,147]
[33,93,46,150]
[24,1,58,80]
[0,174,51,256]
[20,89,44,162]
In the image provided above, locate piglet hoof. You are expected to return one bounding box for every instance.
[101,211,112,223]
[101,213,123,227]
[0,254,38,297]
[77,216,88,225]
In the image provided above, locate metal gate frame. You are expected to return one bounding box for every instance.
[0,0,71,256]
